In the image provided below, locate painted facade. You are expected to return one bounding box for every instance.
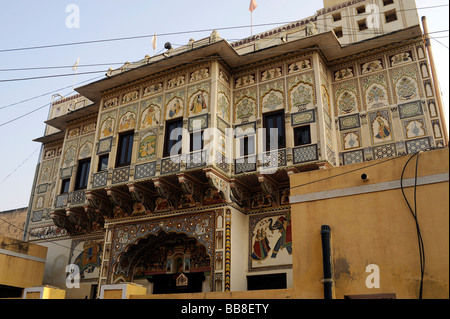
[24,0,447,298]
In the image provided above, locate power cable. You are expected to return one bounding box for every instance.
[400,151,425,299]
[0,30,446,76]
[0,215,84,253]
[0,75,104,110]
[0,62,125,73]
[0,31,437,128]
[0,69,106,83]
[0,31,436,85]
[0,4,446,54]
[0,147,40,185]
[430,36,449,50]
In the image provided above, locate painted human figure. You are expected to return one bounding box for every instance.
[251,228,271,261]
[169,99,182,118]
[269,215,292,258]
[375,115,391,139]
[190,92,207,114]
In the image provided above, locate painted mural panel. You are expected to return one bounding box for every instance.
[287,71,315,112]
[140,96,162,129]
[187,81,210,118]
[260,80,285,113]
[249,211,292,271]
[217,82,231,123]
[369,108,394,145]
[99,111,117,139]
[138,128,158,162]
[165,89,185,120]
[390,64,421,103]
[143,82,163,97]
[360,72,391,110]
[69,238,103,280]
[402,118,427,140]
[234,86,257,124]
[332,79,360,116]
[118,104,138,132]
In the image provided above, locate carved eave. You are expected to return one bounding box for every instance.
[152,177,178,207]
[85,206,105,229]
[86,190,114,219]
[50,210,75,234]
[257,174,279,203]
[127,183,155,212]
[229,179,251,210]
[177,173,203,204]
[106,186,133,218]
[66,207,92,234]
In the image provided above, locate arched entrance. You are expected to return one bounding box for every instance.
[114,231,211,294]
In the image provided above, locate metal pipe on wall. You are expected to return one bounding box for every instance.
[321,225,333,299]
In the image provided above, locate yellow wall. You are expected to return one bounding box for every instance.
[0,207,27,240]
[130,288,294,299]
[0,236,48,288]
[323,0,350,8]
[289,148,449,299]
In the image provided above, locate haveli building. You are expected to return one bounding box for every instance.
[23,0,448,299]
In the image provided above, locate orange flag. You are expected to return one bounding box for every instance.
[249,0,258,12]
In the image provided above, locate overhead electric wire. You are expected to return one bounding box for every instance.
[0,62,125,72]
[0,29,441,127]
[0,4,447,54]
[0,147,39,184]
[0,75,104,110]
[0,215,84,253]
[0,69,107,83]
[0,29,442,85]
[430,36,449,50]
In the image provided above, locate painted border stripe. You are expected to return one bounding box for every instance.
[0,248,47,263]
[289,173,449,204]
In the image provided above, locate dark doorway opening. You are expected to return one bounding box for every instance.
[149,272,205,294]
[0,284,23,298]
[247,273,287,291]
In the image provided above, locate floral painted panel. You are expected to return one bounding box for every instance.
[260,80,285,112]
[234,86,257,124]
[390,65,421,103]
[360,72,391,110]
[287,71,315,112]
[332,79,360,116]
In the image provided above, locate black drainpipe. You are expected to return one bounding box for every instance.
[321,225,333,299]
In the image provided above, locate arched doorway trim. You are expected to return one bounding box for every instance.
[108,211,215,284]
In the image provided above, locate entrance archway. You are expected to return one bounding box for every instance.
[114,231,211,294]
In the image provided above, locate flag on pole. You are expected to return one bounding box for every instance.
[151,33,157,52]
[72,57,80,71]
[249,0,258,12]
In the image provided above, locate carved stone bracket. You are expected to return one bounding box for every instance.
[257,174,278,204]
[85,206,105,229]
[153,178,177,207]
[127,183,154,212]
[229,179,250,209]
[86,191,113,219]
[66,208,91,234]
[177,173,202,203]
[106,187,133,218]
[205,169,230,202]
[50,210,75,234]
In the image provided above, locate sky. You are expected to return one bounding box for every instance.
[0,0,448,212]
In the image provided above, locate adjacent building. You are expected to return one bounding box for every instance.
[23,0,448,298]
